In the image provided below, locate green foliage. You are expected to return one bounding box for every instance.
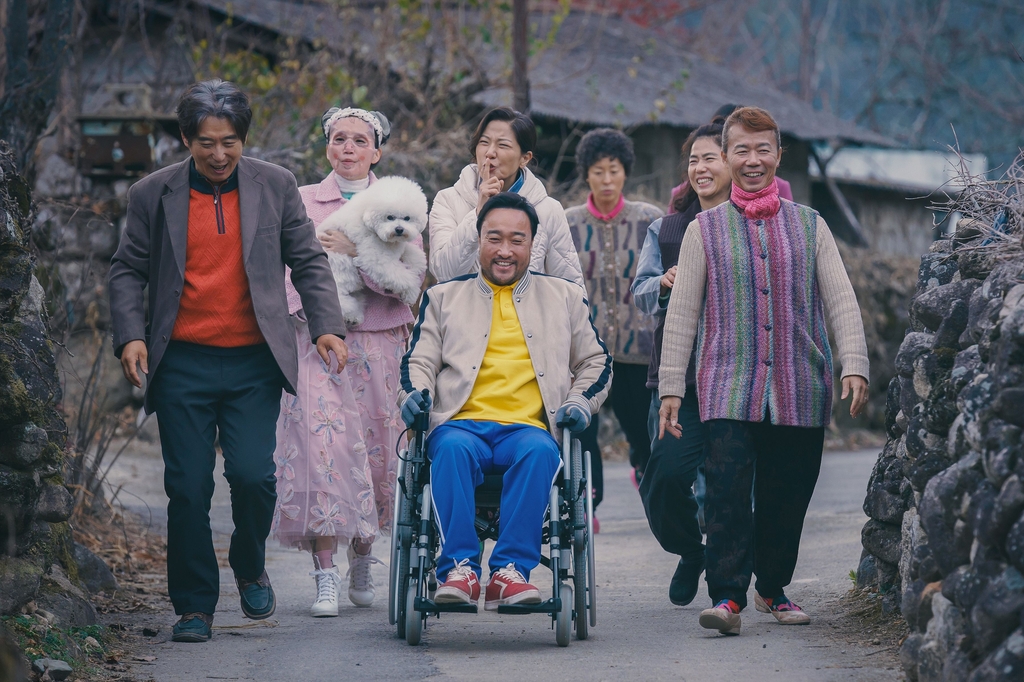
[2,615,111,671]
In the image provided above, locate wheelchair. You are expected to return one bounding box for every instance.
[388,394,598,647]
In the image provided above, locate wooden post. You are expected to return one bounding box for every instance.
[512,0,530,114]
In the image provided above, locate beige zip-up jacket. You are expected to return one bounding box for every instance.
[399,270,612,437]
[428,164,586,288]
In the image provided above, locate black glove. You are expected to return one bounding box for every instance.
[555,403,590,433]
[401,390,432,428]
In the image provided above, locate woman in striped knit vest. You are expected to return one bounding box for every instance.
[658,107,870,636]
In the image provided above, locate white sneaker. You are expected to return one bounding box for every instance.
[309,565,342,618]
[346,545,384,607]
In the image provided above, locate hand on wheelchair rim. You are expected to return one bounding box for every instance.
[401,389,432,428]
[555,403,589,433]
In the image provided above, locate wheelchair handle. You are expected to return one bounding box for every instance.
[413,388,430,432]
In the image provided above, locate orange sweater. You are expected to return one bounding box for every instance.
[171,176,265,347]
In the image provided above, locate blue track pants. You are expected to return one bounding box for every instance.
[427,420,561,581]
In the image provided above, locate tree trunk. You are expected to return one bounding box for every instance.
[0,0,74,178]
[512,0,530,114]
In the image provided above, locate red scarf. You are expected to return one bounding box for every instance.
[731,178,781,220]
[586,193,626,221]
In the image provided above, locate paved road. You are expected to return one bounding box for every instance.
[108,445,900,681]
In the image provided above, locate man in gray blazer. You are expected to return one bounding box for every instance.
[108,80,347,643]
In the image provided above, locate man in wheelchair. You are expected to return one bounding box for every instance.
[399,192,611,611]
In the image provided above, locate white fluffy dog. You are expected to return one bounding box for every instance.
[316,176,428,327]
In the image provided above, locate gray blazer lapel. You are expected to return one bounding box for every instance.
[238,158,263,263]
[161,160,191,277]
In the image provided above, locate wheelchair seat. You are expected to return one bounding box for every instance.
[474,474,504,508]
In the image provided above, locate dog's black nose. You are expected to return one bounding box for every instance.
[394,226,405,235]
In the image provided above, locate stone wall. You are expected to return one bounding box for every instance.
[0,145,96,626]
[857,222,1024,681]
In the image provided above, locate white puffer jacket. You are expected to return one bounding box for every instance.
[428,164,585,288]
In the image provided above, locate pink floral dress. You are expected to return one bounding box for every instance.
[272,172,423,551]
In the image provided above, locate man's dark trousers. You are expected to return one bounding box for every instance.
[703,417,824,609]
[150,341,284,615]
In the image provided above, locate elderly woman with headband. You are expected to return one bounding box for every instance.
[428,106,584,286]
[271,106,426,618]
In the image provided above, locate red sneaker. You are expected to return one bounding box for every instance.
[434,559,480,604]
[484,564,542,611]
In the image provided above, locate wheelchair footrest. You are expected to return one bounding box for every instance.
[496,598,561,615]
[414,597,478,614]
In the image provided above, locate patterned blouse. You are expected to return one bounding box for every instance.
[567,198,664,365]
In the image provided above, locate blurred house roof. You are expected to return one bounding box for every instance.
[184,0,895,146]
[809,148,988,194]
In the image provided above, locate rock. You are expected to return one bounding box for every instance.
[916,640,943,681]
[878,558,901,594]
[988,476,1024,546]
[968,627,1024,682]
[903,579,926,631]
[35,564,96,626]
[862,519,903,565]
[0,623,29,682]
[0,556,44,616]
[919,456,983,573]
[950,346,983,395]
[856,550,879,589]
[1007,513,1024,574]
[31,657,73,680]
[917,581,943,631]
[912,280,983,332]
[934,299,970,350]
[72,542,119,594]
[886,377,904,438]
[925,593,967,659]
[958,250,999,281]
[942,650,972,682]
[900,508,925,592]
[917,253,958,294]
[908,449,952,493]
[993,388,1024,428]
[897,332,937,377]
[34,482,74,523]
[970,566,1024,656]
[901,632,924,681]
[0,423,48,470]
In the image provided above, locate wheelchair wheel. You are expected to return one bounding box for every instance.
[555,583,573,647]
[570,439,589,640]
[585,449,598,628]
[405,581,423,645]
[389,456,408,627]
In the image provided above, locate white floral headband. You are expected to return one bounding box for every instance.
[321,107,391,147]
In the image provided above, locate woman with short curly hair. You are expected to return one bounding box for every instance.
[566,128,664,521]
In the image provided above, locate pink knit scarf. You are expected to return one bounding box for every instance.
[731,178,781,220]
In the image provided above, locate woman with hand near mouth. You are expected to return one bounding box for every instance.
[658,107,869,636]
[565,128,663,524]
[631,123,729,608]
[273,107,425,618]
[428,107,583,287]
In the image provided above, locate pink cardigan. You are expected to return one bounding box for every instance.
[286,172,423,332]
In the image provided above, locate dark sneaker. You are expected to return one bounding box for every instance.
[171,612,213,642]
[699,599,742,635]
[236,570,276,620]
[755,592,810,624]
[669,554,705,606]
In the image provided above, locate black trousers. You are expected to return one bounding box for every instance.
[639,390,706,563]
[150,341,284,615]
[703,417,824,609]
[577,361,652,508]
